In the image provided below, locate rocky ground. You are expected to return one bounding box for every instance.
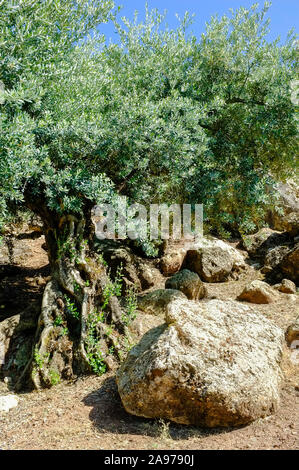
[0,229,298,450]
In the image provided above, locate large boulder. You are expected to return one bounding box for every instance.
[237,280,279,304]
[262,245,291,273]
[267,180,299,236]
[184,238,246,283]
[137,289,186,316]
[117,299,284,427]
[165,269,206,300]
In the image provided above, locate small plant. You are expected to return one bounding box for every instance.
[113,264,124,297]
[60,327,69,336]
[85,321,107,375]
[49,369,61,386]
[97,253,108,267]
[64,295,80,319]
[73,282,81,294]
[53,315,63,327]
[33,346,44,370]
[157,419,171,441]
[122,286,137,326]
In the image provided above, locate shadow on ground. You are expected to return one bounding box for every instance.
[83,376,237,441]
[0,264,50,321]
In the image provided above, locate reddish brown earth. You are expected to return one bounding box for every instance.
[0,234,298,450]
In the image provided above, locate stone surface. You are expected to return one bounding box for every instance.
[137,289,187,316]
[117,299,284,427]
[285,316,299,346]
[279,244,299,284]
[0,395,19,412]
[267,180,299,236]
[274,279,297,294]
[237,280,279,304]
[165,269,206,300]
[0,306,40,384]
[242,229,290,259]
[97,242,163,293]
[160,250,186,276]
[183,237,246,283]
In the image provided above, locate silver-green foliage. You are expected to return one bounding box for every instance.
[0,1,297,234]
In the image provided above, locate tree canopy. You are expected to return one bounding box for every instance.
[0,1,297,236]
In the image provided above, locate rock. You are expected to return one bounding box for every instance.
[137,262,163,290]
[160,250,186,276]
[274,279,297,294]
[285,317,299,346]
[0,395,19,412]
[137,289,187,316]
[183,237,246,283]
[237,280,279,304]
[268,180,299,236]
[104,246,142,292]
[280,243,299,284]
[261,245,291,273]
[165,269,206,300]
[117,299,284,427]
[97,242,163,293]
[0,242,10,265]
[241,229,291,259]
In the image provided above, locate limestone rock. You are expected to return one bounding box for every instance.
[280,243,299,284]
[160,250,186,276]
[274,279,297,294]
[137,262,163,290]
[268,180,299,236]
[285,316,299,346]
[97,242,162,292]
[0,395,19,412]
[183,238,246,283]
[237,280,279,304]
[117,299,284,427]
[137,289,187,316]
[242,229,291,259]
[165,269,206,300]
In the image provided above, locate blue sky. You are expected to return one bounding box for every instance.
[101,0,298,43]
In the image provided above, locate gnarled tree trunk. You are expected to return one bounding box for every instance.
[17,200,125,390]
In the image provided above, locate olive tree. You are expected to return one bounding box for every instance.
[0,1,297,387]
[0,0,124,388]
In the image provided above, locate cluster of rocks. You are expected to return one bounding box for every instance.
[114,190,299,428]
[1,181,298,424]
[241,228,298,284]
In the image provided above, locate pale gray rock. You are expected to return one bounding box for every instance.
[237,280,279,304]
[285,316,299,346]
[184,237,246,283]
[137,289,187,316]
[0,395,19,412]
[117,299,284,427]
